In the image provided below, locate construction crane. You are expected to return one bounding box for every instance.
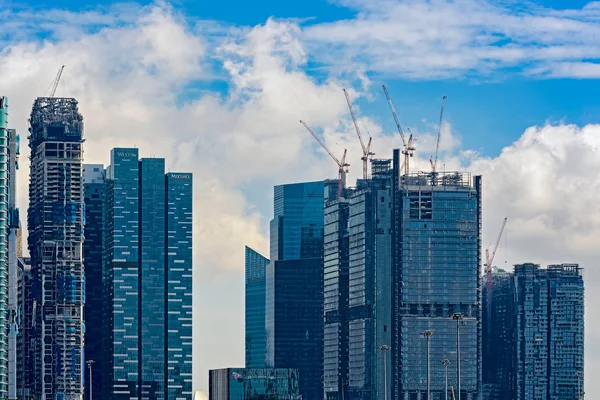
[48,65,65,97]
[485,217,508,354]
[343,88,373,180]
[300,120,349,198]
[382,84,416,175]
[430,95,447,173]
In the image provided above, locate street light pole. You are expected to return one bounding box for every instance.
[420,330,434,400]
[452,313,463,400]
[576,371,583,400]
[441,359,450,400]
[379,345,390,400]
[87,359,95,400]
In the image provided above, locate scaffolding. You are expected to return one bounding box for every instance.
[28,97,84,400]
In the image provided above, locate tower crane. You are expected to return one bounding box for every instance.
[47,65,65,98]
[485,217,507,354]
[382,84,416,175]
[300,120,349,198]
[343,89,373,180]
[430,95,447,173]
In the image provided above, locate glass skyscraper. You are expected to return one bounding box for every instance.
[83,164,104,400]
[512,263,584,400]
[393,160,482,400]
[102,149,193,400]
[265,181,324,400]
[28,97,85,400]
[209,368,301,400]
[245,246,269,369]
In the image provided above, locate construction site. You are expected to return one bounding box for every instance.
[28,96,85,400]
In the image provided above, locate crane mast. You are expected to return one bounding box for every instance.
[300,120,349,198]
[382,85,416,175]
[343,89,373,179]
[430,95,447,173]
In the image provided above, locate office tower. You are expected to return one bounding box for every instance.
[323,179,350,400]
[165,171,193,400]
[482,267,513,400]
[208,368,301,400]
[17,257,33,399]
[28,97,85,400]
[83,164,104,400]
[512,263,584,400]
[265,181,324,400]
[393,164,482,400]
[102,149,193,400]
[245,246,269,368]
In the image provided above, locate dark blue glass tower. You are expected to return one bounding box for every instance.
[140,158,166,400]
[83,164,104,400]
[244,246,269,369]
[103,149,141,400]
[165,172,193,399]
[265,181,324,400]
[102,149,193,400]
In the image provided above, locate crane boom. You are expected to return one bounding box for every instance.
[49,65,65,98]
[486,217,507,272]
[382,84,407,146]
[300,120,349,198]
[485,217,507,359]
[431,95,447,173]
[300,120,342,166]
[343,88,373,179]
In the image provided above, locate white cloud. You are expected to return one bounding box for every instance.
[304,0,600,79]
[0,0,599,396]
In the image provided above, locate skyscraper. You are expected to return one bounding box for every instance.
[245,246,269,369]
[83,164,104,400]
[512,263,584,400]
[265,181,324,400]
[17,257,34,399]
[208,368,301,400]
[393,165,482,400]
[482,268,513,400]
[28,97,85,400]
[102,149,193,400]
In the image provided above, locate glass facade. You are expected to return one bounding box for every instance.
[166,172,193,400]
[245,246,269,369]
[140,158,166,400]
[266,180,324,400]
[103,148,140,399]
[102,150,193,400]
[209,368,301,400]
[83,164,104,400]
[394,170,482,400]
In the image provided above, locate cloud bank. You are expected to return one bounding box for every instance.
[0,0,599,394]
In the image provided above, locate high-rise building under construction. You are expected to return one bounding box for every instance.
[322,149,482,400]
[27,97,85,400]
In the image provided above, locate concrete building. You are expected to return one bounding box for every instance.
[245,246,269,369]
[512,263,584,400]
[102,149,193,400]
[209,368,301,400]
[28,97,85,400]
[265,181,324,400]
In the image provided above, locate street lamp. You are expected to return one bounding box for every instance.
[420,330,434,400]
[379,345,390,400]
[87,360,95,400]
[452,313,463,400]
[576,371,583,400]
[441,359,450,400]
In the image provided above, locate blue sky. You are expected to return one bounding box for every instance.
[2,0,600,395]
